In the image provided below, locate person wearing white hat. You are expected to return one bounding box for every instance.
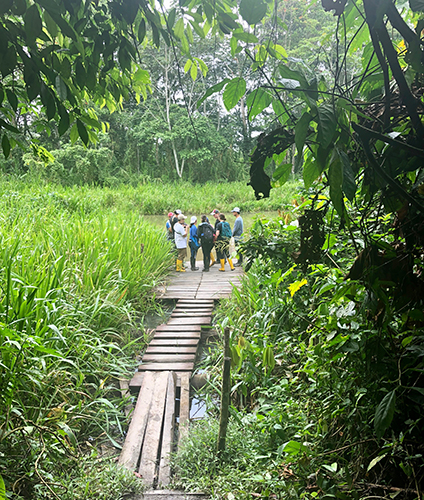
[174,213,188,272]
[189,216,200,271]
[231,207,244,266]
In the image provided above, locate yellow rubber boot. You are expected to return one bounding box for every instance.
[218,259,226,272]
[210,253,216,266]
[176,259,186,272]
[228,258,235,271]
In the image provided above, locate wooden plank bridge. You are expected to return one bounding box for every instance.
[119,261,243,495]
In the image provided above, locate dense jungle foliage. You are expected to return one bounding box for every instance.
[1,0,424,498]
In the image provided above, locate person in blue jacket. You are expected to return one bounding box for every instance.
[189,216,200,271]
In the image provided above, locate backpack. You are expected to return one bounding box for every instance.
[220,221,232,239]
[201,223,214,243]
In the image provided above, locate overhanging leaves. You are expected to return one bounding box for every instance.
[240,0,268,25]
[222,78,246,111]
[375,390,396,440]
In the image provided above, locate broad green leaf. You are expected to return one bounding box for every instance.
[190,61,198,81]
[184,59,192,73]
[0,0,13,15]
[279,65,308,87]
[134,68,150,84]
[295,112,312,155]
[272,163,292,187]
[282,441,308,455]
[317,103,337,149]
[189,20,205,39]
[195,58,208,77]
[303,154,321,189]
[220,12,239,30]
[262,345,275,371]
[69,122,78,144]
[55,76,67,101]
[240,0,267,25]
[167,8,176,29]
[186,23,194,43]
[230,36,238,57]
[409,0,424,11]
[340,150,356,201]
[76,119,89,146]
[329,148,344,216]
[24,4,42,43]
[374,390,396,440]
[2,133,11,158]
[44,11,58,38]
[246,88,272,119]
[138,18,146,42]
[223,77,246,111]
[233,31,258,43]
[6,89,18,112]
[174,18,185,39]
[151,23,160,48]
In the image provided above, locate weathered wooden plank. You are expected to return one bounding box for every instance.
[167,317,211,325]
[118,371,155,471]
[179,372,191,444]
[171,312,213,317]
[156,324,201,332]
[157,372,177,487]
[129,372,182,393]
[141,354,196,363]
[149,338,200,347]
[139,362,194,372]
[154,332,200,339]
[138,372,169,486]
[173,305,213,310]
[146,346,198,354]
[177,298,214,301]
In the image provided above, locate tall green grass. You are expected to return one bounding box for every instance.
[0,177,302,215]
[0,181,172,499]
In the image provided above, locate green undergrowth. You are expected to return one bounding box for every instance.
[0,180,172,498]
[172,212,424,499]
[0,176,302,215]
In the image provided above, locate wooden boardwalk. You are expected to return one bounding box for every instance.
[119,262,243,490]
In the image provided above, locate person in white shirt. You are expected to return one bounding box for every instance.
[174,214,188,272]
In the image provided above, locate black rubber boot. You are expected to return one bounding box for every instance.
[190,256,199,271]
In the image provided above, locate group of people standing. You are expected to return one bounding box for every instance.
[166,208,244,273]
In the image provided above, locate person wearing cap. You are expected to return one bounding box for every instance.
[189,216,200,271]
[174,214,188,272]
[209,208,220,266]
[170,210,181,240]
[231,207,244,266]
[165,212,174,241]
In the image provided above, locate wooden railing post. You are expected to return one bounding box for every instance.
[217,327,231,453]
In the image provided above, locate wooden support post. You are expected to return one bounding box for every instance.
[178,372,191,444]
[217,327,231,453]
